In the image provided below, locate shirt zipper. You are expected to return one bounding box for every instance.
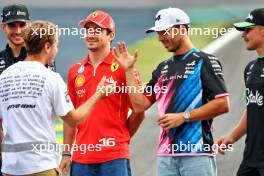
[93,62,103,76]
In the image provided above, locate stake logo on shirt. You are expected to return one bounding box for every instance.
[246,88,263,106]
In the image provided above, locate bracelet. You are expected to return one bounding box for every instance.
[62,152,72,157]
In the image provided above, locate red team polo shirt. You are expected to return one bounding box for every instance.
[68,51,131,163]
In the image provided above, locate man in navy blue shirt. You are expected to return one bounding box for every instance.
[114,7,230,176]
[0,4,55,74]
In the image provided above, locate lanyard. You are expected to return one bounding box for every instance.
[257,56,264,59]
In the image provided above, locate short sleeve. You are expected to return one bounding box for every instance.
[201,54,228,100]
[51,74,74,116]
[67,66,77,108]
[244,60,256,85]
[144,68,160,103]
[243,60,257,103]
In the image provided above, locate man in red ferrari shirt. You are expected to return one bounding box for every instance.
[59,10,145,176]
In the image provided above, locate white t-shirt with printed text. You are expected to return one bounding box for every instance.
[0,61,74,175]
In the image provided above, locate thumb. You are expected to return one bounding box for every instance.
[59,160,65,171]
[134,50,138,62]
[215,138,223,146]
[112,47,119,59]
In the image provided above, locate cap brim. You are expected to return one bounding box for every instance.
[233,21,256,31]
[79,19,106,29]
[79,19,88,27]
[145,25,173,33]
[2,19,29,24]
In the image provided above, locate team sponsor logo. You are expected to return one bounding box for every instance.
[261,68,264,78]
[0,59,6,69]
[246,64,255,81]
[76,89,86,98]
[155,14,161,21]
[246,72,251,82]
[161,64,168,74]
[75,75,86,87]
[105,76,116,84]
[91,12,98,18]
[184,60,196,76]
[17,11,26,16]
[111,63,119,72]
[193,53,200,58]
[161,75,186,82]
[5,11,11,17]
[78,65,85,74]
[187,60,196,67]
[208,56,222,75]
[246,88,263,106]
[249,64,254,70]
[247,14,253,21]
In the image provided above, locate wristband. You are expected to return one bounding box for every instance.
[62,152,71,157]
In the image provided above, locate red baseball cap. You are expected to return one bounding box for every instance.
[79,10,115,33]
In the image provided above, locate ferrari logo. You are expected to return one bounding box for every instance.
[75,75,86,87]
[111,63,119,72]
[91,12,98,18]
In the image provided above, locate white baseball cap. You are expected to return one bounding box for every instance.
[146,7,190,33]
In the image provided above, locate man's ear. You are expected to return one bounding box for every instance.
[43,42,52,53]
[0,23,5,30]
[260,26,264,36]
[109,32,115,42]
[179,25,187,35]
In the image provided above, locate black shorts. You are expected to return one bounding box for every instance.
[237,164,264,176]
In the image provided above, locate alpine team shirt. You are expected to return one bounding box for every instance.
[145,48,228,156]
[68,51,132,164]
[243,57,264,168]
[0,61,73,175]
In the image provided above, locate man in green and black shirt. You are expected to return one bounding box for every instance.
[217,8,264,176]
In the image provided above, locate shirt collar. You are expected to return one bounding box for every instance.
[257,56,264,59]
[6,44,27,61]
[83,50,116,65]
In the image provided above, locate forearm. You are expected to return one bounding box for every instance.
[63,92,101,126]
[127,111,145,137]
[74,92,101,122]
[125,68,152,112]
[63,123,76,153]
[228,110,247,143]
[189,96,230,121]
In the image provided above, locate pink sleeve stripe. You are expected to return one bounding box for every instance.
[215,93,229,99]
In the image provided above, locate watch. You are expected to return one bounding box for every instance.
[183,111,191,122]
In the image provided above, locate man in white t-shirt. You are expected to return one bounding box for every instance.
[0,21,112,176]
